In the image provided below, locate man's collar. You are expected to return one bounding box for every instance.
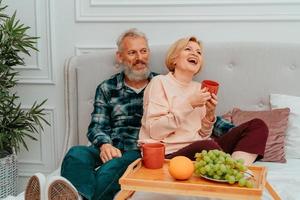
[148,72,156,80]
[116,71,156,90]
[116,71,125,90]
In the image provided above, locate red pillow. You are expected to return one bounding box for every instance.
[223,108,290,163]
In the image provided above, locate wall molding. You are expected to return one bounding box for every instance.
[17,107,57,174]
[76,0,300,22]
[17,133,43,165]
[75,45,115,55]
[17,75,55,85]
[15,65,41,70]
[90,0,300,6]
[17,0,55,85]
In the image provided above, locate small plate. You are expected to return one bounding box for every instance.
[199,170,254,183]
[200,174,228,182]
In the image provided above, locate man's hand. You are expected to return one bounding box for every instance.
[100,143,122,163]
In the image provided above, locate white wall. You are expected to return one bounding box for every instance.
[6,0,300,193]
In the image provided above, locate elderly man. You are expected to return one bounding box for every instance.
[25,28,157,200]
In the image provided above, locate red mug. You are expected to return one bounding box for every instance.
[201,80,219,95]
[141,143,165,169]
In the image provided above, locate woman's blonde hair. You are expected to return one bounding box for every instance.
[165,36,203,73]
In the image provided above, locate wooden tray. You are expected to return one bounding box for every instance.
[118,158,268,200]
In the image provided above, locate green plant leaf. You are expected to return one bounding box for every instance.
[0,2,48,156]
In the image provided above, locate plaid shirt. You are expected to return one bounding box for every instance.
[87,71,157,151]
[212,116,235,137]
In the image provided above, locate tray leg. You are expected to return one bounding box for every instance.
[115,190,135,200]
[265,181,281,200]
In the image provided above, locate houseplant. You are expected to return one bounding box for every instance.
[0,1,49,197]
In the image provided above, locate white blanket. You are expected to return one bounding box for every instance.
[131,159,300,200]
[6,159,300,200]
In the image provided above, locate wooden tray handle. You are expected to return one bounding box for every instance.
[121,158,142,178]
[117,159,142,200]
[265,181,281,200]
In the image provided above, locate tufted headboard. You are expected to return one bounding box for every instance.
[63,42,300,154]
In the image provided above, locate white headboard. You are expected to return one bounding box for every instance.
[63,42,300,155]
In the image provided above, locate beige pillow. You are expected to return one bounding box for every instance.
[224,108,290,163]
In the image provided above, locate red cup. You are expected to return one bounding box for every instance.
[201,80,219,95]
[141,143,165,169]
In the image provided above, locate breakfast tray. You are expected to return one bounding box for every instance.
[116,158,281,200]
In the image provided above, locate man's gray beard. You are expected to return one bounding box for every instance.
[123,65,150,81]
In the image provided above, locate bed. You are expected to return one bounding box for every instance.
[62,42,300,200]
[9,42,300,200]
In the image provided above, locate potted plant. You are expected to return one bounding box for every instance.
[0,1,49,198]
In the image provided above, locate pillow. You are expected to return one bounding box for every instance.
[224,107,290,163]
[270,94,300,159]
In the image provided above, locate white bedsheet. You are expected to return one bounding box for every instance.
[6,159,300,200]
[131,159,300,200]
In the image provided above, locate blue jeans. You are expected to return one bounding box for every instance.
[61,145,140,200]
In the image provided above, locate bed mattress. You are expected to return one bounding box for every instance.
[131,159,300,200]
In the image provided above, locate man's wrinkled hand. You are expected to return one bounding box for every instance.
[100,143,122,163]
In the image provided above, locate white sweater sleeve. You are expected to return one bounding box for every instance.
[143,77,206,140]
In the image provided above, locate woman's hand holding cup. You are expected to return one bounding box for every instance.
[200,80,219,121]
[201,80,219,95]
[205,93,218,122]
[188,88,211,109]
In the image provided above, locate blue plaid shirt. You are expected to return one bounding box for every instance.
[212,116,235,137]
[87,71,157,151]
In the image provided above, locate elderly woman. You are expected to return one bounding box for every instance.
[138,36,268,165]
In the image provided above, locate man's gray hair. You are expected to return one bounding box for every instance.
[116,28,148,51]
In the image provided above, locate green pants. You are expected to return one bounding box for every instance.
[61,145,140,200]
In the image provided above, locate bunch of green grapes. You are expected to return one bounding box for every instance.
[194,149,254,188]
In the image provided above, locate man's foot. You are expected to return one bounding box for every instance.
[25,173,46,200]
[47,176,80,200]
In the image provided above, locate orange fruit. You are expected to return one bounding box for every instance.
[168,156,194,180]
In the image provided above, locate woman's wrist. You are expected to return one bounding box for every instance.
[205,114,215,122]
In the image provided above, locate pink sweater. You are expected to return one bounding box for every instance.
[139,73,215,154]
